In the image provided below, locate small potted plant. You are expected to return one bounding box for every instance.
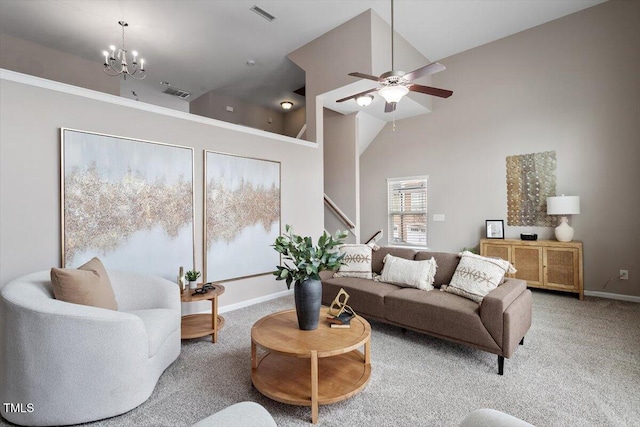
[273,225,347,330]
[185,270,201,290]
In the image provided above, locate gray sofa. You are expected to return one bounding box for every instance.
[321,247,532,375]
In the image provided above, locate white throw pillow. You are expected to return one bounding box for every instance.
[379,254,437,291]
[333,244,373,279]
[444,251,516,303]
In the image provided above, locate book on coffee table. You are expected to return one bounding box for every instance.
[326,310,355,326]
[330,323,351,329]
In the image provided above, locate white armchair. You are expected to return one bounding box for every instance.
[0,269,181,426]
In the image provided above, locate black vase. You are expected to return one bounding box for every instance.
[294,278,322,330]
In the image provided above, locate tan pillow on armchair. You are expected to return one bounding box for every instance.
[50,257,118,310]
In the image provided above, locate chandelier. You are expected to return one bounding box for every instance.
[102,21,146,80]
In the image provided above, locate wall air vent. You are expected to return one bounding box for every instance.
[163,87,190,99]
[250,5,277,22]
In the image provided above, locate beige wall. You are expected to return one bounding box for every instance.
[0,73,324,311]
[323,109,358,237]
[289,10,374,143]
[190,91,285,135]
[283,106,306,139]
[360,1,640,297]
[0,33,119,95]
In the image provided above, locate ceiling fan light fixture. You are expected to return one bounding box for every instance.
[280,101,293,110]
[379,85,409,104]
[356,94,374,107]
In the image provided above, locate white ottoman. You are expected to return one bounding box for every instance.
[460,408,534,427]
[193,402,276,427]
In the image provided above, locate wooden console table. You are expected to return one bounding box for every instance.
[180,284,225,343]
[480,239,584,299]
[251,308,371,424]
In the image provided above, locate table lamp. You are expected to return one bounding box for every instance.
[547,195,580,242]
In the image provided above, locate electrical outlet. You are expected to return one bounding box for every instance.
[619,270,629,280]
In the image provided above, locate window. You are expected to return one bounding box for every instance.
[387,176,428,247]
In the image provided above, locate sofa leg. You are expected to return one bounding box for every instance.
[498,355,504,375]
[520,337,524,346]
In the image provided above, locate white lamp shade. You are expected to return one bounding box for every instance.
[356,94,373,107]
[547,195,580,215]
[379,85,409,103]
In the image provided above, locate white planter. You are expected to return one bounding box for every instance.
[189,280,198,290]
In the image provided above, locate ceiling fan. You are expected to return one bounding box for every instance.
[337,0,453,113]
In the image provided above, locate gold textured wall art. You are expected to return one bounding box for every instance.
[204,151,280,282]
[506,151,557,226]
[61,128,195,280]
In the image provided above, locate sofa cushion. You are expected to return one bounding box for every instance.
[50,257,117,310]
[415,251,461,287]
[334,244,373,279]
[371,247,417,274]
[321,276,400,319]
[379,254,437,291]
[126,308,181,357]
[445,251,516,303]
[384,288,500,352]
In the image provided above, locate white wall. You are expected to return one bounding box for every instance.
[360,1,640,297]
[0,71,324,312]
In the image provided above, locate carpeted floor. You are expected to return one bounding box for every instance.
[4,290,640,426]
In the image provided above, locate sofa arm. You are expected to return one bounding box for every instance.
[110,270,181,312]
[319,270,335,281]
[480,279,527,349]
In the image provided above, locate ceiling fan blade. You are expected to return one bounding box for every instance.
[336,88,378,103]
[409,84,453,98]
[348,72,382,82]
[403,62,446,82]
[384,102,396,113]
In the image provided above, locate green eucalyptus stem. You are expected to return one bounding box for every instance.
[272,225,348,289]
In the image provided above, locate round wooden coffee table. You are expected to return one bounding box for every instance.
[251,308,371,424]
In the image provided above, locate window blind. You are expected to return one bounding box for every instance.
[387,177,428,247]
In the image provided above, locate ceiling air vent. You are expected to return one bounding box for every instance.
[250,5,276,22]
[163,87,190,99]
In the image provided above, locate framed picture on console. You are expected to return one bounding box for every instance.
[486,220,505,239]
[204,151,280,283]
[61,128,195,281]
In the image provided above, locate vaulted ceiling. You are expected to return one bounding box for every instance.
[0,0,605,110]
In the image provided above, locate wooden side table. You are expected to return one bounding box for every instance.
[180,284,225,343]
[251,308,371,424]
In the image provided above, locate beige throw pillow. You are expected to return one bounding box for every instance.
[333,244,373,279]
[379,254,437,291]
[50,257,118,310]
[444,251,516,303]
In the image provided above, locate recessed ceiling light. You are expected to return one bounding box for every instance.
[160,81,171,86]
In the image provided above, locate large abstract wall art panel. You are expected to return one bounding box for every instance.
[61,128,195,280]
[204,151,280,282]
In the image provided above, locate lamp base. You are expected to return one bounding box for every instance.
[554,216,575,242]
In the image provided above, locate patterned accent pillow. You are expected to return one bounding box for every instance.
[444,251,516,303]
[333,244,373,279]
[379,254,437,291]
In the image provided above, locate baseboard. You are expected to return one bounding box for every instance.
[584,290,640,303]
[218,289,294,314]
